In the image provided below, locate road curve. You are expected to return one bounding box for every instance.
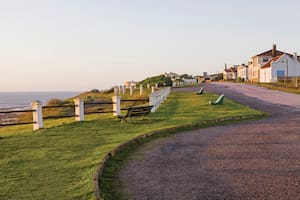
[118,83,300,200]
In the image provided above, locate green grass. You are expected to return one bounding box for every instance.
[0,91,262,200]
[248,82,300,94]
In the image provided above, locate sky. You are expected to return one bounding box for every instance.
[1,0,300,91]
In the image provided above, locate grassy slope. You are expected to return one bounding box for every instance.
[0,92,261,200]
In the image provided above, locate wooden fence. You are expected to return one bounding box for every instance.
[0,87,171,130]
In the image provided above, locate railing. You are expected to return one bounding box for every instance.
[0,109,35,126]
[0,87,171,130]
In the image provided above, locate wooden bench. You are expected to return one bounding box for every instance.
[118,105,153,122]
[209,94,224,105]
[196,87,204,95]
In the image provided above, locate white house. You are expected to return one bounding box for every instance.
[237,64,248,81]
[260,53,300,83]
[223,66,237,80]
[124,81,138,89]
[182,78,197,84]
[248,44,292,82]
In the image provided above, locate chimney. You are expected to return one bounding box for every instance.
[272,44,276,57]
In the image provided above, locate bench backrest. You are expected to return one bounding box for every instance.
[198,87,204,94]
[125,106,153,118]
[215,94,224,104]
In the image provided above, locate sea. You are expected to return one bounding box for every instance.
[0,92,82,109]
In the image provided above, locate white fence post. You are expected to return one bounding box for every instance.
[140,84,143,96]
[32,100,43,130]
[151,86,155,94]
[114,86,119,95]
[112,96,121,116]
[74,98,84,121]
[130,86,134,96]
[148,87,171,113]
[122,86,125,95]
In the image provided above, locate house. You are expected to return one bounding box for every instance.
[223,65,237,80]
[124,81,138,89]
[195,72,211,83]
[182,78,197,84]
[248,44,292,82]
[164,72,180,81]
[237,64,248,81]
[259,53,300,83]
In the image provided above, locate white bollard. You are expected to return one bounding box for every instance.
[74,98,84,121]
[32,100,43,130]
[112,96,121,116]
[140,84,143,96]
[155,83,158,89]
[147,83,150,89]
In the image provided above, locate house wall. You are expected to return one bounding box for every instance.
[249,56,261,82]
[237,67,248,81]
[260,68,272,83]
[259,54,300,83]
[271,55,300,82]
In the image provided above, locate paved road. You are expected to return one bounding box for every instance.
[119,83,300,200]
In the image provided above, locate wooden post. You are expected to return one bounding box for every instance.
[112,96,121,116]
[74,98,84,121]
[32,100,43,130]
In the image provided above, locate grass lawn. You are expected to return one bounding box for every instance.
[249,82,300,94]
[0,91,262,200]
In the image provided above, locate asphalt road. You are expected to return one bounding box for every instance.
[118,83,300,200]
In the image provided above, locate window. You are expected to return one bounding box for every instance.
[277,70,285,77]
[263,57,269,62]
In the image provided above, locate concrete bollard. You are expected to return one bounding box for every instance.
[74,98,84,121]
[155,83,158,89]
[147,83,150,89]
[32,100,43,130]
[140,84,143,96]
[112,96,121,116]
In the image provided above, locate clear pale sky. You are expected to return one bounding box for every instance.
[1,0,300,91]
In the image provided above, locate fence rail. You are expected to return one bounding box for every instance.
[0,121,35,126]
[0,109,35,114]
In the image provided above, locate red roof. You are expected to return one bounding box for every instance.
[261,55,281,69]
[224,67,237,73]
[254,49,293,58]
